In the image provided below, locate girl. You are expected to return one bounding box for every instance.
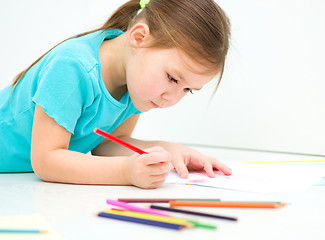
[0,0,232,189]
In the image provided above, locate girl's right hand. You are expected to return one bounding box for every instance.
[123,146,173,189]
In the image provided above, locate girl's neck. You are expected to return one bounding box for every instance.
[99,33,128,101]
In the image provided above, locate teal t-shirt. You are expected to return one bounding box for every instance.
[0,29,141,172]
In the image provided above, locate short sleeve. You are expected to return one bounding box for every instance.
[32,57,92,134]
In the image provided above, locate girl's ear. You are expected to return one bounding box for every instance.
[127,23,151,48]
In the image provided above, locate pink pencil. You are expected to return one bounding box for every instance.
[106,199,171,217]
[94,128,147,155]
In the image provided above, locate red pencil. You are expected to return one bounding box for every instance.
[94,128,147,155]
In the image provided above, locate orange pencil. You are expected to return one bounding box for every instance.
[169,200,286,208]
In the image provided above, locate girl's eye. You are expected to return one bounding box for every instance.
[168,74,194,94]
[168,74,178,83]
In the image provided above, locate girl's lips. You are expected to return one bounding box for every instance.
[151,101,160,108]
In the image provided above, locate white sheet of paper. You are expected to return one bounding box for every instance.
[165,162,325,193]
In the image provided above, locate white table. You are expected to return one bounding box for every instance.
[1,147,324,240]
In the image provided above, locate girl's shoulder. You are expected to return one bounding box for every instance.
[49,33,101,71]
[46,29,123,73]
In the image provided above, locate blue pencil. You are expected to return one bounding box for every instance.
[0,229,46,234]
[98,212,184,230]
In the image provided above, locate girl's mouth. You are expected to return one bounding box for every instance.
[151,101,160,108]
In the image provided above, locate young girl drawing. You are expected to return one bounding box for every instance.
[0,0,232,189]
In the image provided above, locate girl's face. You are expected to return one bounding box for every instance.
[126,47,216,112]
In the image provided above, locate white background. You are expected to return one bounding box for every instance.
[1,0,324,155]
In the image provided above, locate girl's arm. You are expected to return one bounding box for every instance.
[31,105,172,188]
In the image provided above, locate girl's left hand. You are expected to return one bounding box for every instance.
[162,143,232,179]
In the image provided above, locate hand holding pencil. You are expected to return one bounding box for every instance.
[94,128,173,189]
[123,146,173,189]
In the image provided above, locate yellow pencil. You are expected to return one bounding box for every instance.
[104,209,193,228]
[247,160,325,163]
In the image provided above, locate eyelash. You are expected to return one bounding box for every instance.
[167,74,193,94]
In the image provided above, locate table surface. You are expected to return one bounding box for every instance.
[1,147,325,240]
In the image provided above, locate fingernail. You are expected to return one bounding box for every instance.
[180,173,187,178]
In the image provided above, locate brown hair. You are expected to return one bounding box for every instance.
[12,0,230,90]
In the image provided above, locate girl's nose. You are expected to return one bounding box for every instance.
[161,90,185,107]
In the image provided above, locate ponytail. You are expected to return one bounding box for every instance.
[101,0,140,32]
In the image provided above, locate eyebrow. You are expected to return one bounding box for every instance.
[173,69,202,91]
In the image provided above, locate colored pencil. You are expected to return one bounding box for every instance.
[0,229,46,234]
[98,212,184,230]
[109,209,217,229]
[187,221,217,229]
[106,199,171,217]
[94,128,147,154]
[117,198,220,203]
[169,200,286,208]
[150,205,238,221]
[247,160,325,163]
[105,209,193,228]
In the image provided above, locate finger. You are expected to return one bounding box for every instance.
[143,146,165,153]
[203,161,216,178]
[135,171,169,189]
[138,150,171,165]
[148,162,173,175]
[149,172,169,185]
[151,179,167,188]
[145,147,172,164]
[146,179,166,189]
[211,158,232,175]
[173,159,189,179]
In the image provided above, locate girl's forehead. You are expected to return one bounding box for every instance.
[153,47,217,76]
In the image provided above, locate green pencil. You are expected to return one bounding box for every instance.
[188,221,217,229]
